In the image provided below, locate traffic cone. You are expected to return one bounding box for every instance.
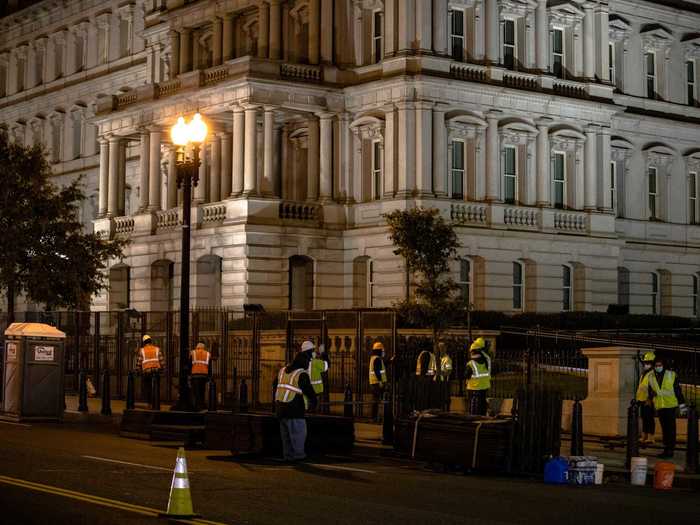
[160,447,199,519]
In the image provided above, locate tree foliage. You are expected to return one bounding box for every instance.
[384,207,463,339]
[0,133,127,319]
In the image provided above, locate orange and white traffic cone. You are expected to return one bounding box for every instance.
[160,447,199,519]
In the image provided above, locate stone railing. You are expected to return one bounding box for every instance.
[280,63,322,82]
[450,203,488,225]
[503,71,539,90]
[203,64,231,86]
[116,91,137,106]
[450,63,487,82]
[278,201,322,224]
[156,208,180,230]
[553,79,587,98]
[554,211,587,232]
[158,78,181,98]
[201,203,226,224]
[113,215,135,235]
[503,207,538,228]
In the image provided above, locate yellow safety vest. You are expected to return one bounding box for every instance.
[466,359,491,391]
[275,368,305,403]
[308,358,328,394]
[440,355,453,374]
[140,344,161,372]
[416,351,437,376]
[369,355,387,385]
[648,371,679,410]
[190,349,210,376]
[636,371,651,402]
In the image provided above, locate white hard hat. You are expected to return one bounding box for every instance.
[301,340,315,352]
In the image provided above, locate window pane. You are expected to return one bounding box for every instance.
[504,20,515,45]
[452,170,463,197]
[504,176,515,203]
[452,37,464,61]
[452,141,464,169]
[452,10,464,37]
[513,262,522,285]
[460,259,470,282]
[648,168,656,192]
[374,12,382,37]
[553,30,563,53]
[651,273,658,292]
[646,53,655,72]
[553,154,565,181]
[610,162,616,189]
[504,47,514,70]
[505,148,515,175]
[563,265,571,287]
[563,287,570,311]
[553,56,563,78]
[690,174,697,198]
[554,182,564,208]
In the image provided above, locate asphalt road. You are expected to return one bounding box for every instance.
[0,420,698,525]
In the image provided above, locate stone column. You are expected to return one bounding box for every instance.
[223,15,235,61]
[583,2,595,79]
[210,134,222,202]
[307,116,320,200]
[212,17,223,66]
[167,147,178,209]
[596,4,610,82]
[272,124,282,197]
[485,111,501,202]
[309,0,321,65]
[432,105,447,196]
[258,2,269,59]
[416,0,432,52]
[353,2,363,65]
[220,132,232,199]
[232,105,245,196]
[485,0,499,65]
[383,105,395,197]
[169,30,180,77]
[263,106,276,196]
[339,113,352,202]
[320,0,333,63]
[398,0,415,53]
[107,136,121,217]
[584,125,597,211]
[396,101,416,196]
[179,28,191,73]
[318,112,333,202]
[139,130,150,211]
[535,0,548,72]
[475,131,486,201]
[536,118,551,207]
[98,138,109,217]
[415,101,433,196]
[195,140,208,203]
[243,104,259,195]
[432,0,447,55]
[148,129,162,210]
[269,0,282,60]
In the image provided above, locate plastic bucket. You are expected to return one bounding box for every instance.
[630,457,648,486]
[654,462,675,490]
[595,463,604,485]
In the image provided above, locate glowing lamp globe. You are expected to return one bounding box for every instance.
[171,116,189,146]
[189,113,208,144]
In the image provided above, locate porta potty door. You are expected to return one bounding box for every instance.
[2,338,22,415]
[23,339,65,417]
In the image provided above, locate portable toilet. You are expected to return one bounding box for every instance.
[2,322,66,422]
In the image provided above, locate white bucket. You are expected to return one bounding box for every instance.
[595,463,604,485]
[630,457,648,486]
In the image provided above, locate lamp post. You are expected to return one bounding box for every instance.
[170,113,208,411]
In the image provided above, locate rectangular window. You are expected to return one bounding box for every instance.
[651,272,659,315]
[562,265,572,312]
[54,40,63,78]
[16,56,25,91]
[552,152,566,209]
[646,52,656,99]
[512,262,523,311]
[98,26,108,64]
[503,146,517,204]
[693,274,699,317]
[459,259,472,305]
[503,19,516,70]
[688,60,696,106]
[608,42,615,85]
[690,172,697,224]
[648,166,658,219]
[373,11,384,64]
[35,48,43,84]
[610,161,617,214]
[120,17,131,58]
[552,28,564,78]
[368,259,375,308]
[449,9,465,62]
[371,140,382,201]
[451,139,465,199]
[75,34,84,72]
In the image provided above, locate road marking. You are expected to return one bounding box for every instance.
[0,474,230,525]
[0,420,32,427]
[304,463,376,474]
[81,455,172,472]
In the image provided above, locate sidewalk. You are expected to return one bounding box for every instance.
[63,394,162,424]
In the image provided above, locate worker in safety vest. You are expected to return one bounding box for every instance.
[369,341,388,421]
[635,351,656,445]
[465,337,492,416]
[189,342,211,411]
[136,335,164,404]
[436,342,453,382]
[303,340,330,408]
[273,351,317,462]
[415,348,437,377]
[645,356,687,459]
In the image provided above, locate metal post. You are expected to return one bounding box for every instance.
[208,377,217,412]
[78,370,88,412]
[686,404,698,474]
[625,400,639,469]
[344,383,353,418]
[126,371,135,410]
[570,399,583,456]
[152,373,161,411]
[100,369,112,416]
[382,390,394,445]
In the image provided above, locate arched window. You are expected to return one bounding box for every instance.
[512,261,524,311]
[289,256,313,310]
[109,264,131,310]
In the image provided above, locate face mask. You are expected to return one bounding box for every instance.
[655,366,663,374]
[643,363,652,370]
[381,351,385,358]
[312,351,318,359]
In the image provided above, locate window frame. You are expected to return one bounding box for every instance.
[503,18,517,70]
[502,145,518,204]
[688,59,696,107]
[645,51,656,100]
[512,261,524,311]
[458,258,473,306]
[651,271,660,315]
[608,42,615,85]
[562,264,573,312]
[690,171,698,225]
[693,273,699,318]
[450,138,466,200]
[368,259,375,308]
[552,151,566,209]
[372,9,384,64]
[371,139,382,201]
[551,27,565,79]
[648,166,659,220]
[610,160,617,215]
[448,8,466,62]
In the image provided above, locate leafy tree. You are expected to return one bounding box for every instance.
[384,207,463,345]
[0,133,127,321]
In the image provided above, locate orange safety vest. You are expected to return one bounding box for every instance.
[190,348,211,376]
[140,344,161,372]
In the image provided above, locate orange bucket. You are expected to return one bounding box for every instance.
[654,462,675,490]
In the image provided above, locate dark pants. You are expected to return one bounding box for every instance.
[371,383,384,421]
[141,373,154,404]
[279,418,307,461]
[641,403,656,435]
[191,375,208,411]
[657,408,677,455]
[468,390,488,416]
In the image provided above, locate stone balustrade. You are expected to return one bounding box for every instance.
[450,203,488,225]
[113,215,135,235]
[449,63,487,82]
[278,201,323,224]
[503,206,538,228]
[554,211,588,233]
[156,208,181,230]
[201,203,227,224]
[279,63,322,82]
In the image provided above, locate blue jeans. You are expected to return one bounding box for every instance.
[279,418,307,461]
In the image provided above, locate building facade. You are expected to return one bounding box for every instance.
[1,0,699,316]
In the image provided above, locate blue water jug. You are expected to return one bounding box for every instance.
[544,457,569,485]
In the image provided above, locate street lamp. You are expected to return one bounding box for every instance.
[170,113,208,411]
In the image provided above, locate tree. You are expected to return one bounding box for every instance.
[384,207,463,344]
[0,133,127,321]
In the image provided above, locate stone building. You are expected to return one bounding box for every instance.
[0,0,699,316]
